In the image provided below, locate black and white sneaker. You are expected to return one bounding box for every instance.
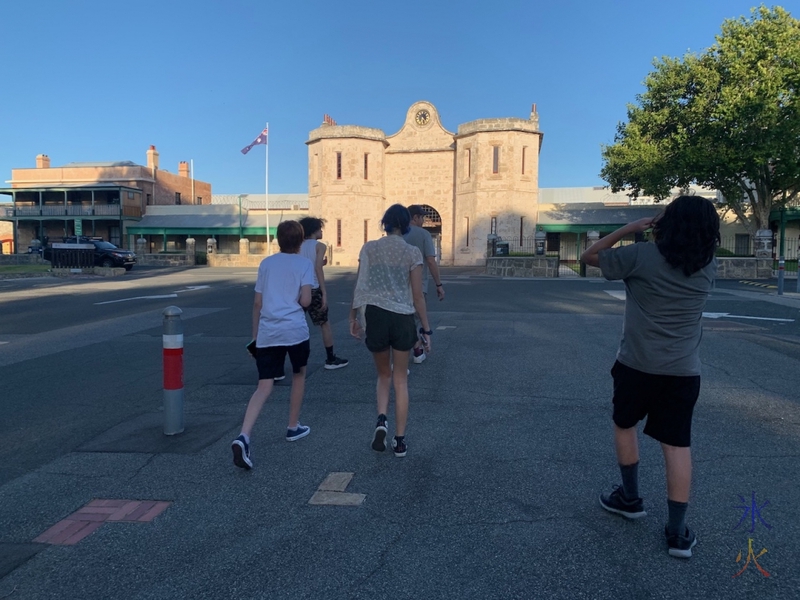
[324,356,349,370]
[371,415,388,452]
[665,526,697,558]
[231,435,253,470]
[392,436,407,457]
[599,485,647,519]
[273,374,286,382]
[286,423,310,441]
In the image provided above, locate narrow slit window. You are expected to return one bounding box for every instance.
[336,219,342,247]
[492,147,499,174]
[336,152,342,180]
[364,219,369,243]
[466,148,471,178]
[465,217,470,247]
[522,147,527,175]
[520,217,524,244]
[364,154,369,180]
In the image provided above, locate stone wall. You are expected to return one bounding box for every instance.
[486,257,558,278]
[207,253,266,268]
[136,253,195,267]
[716,257,772,279]
[0,254,46,265]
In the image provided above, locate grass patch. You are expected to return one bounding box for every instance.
[0,265,51,274]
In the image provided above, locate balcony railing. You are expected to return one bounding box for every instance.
[0,205,141,218]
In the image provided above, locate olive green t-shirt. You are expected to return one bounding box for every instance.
[599,242,716,376]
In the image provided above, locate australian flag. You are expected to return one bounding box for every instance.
[241,127,269,154]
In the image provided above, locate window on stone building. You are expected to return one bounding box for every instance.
[127,191,135,199]
[364,219,368,243]
[464,217,470,247]
[466,148,471,178]
[490,216,497,235]
[336,152,342,180]
[522,147,527,175]
[336,219,342,247]
[364,154,369,180]
[175,192,181,205]
[146,193,151,205]
[492,146,499,174]
[519,217,524,244]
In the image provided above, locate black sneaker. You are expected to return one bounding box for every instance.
[392,436,407,457]
[599,485,647,519]
[231,435,252,470]
[324,356,349,370]
[371,415,388,452]
[286,423,310,441]
[665,526,697,558]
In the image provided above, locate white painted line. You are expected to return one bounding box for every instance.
[436,326,457,330]
[175,285,211,293]
[604,290,626,300]
[94,294,178,305]
[0,341,8,345]
[703,312,794,323]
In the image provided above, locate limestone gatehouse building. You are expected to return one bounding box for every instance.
[308,101,543,266]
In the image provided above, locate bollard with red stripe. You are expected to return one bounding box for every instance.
[162,306,185,435]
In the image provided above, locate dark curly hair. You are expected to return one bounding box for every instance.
[298,216,326,238]
[381,204,411,235]
[652,195,720,276]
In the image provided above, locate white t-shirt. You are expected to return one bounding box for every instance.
[352,234,423,316]
[254,252,315,347]
[299,239,321,288]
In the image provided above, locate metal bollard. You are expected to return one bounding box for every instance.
[162,306,185,435]
[777,257,785,296]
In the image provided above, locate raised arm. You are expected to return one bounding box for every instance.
[580,218,654,267]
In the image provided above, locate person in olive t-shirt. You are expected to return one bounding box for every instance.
[581,195,720,559]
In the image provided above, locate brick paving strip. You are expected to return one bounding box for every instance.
[32,499,172,546]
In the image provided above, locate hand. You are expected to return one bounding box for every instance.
[627,218,654,233]
[436,285,445,301]
[349,319,362,340]
[421,333,431,353]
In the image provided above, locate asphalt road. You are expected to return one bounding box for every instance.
[0,268,798,599]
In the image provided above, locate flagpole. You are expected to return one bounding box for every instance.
[265,121,271,256]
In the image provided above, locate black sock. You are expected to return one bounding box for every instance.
[325,345,335,361]
[619,462,639,500]
[667,499,688,536]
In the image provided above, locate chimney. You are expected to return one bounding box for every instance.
[529,103,539,130]
[36,154,51,169]
[179,161,190,177]
[146,145,159,170]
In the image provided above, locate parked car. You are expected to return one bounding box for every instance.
[44,236,137,270]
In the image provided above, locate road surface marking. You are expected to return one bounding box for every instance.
[94,294,178,305]
[308,472,365,506]
[604,290,626,300]
[605,291,794,322]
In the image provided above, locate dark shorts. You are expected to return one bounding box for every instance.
[611,360,701,447]
[255,339,310,380]
[304,287,328,326]
[364,304,416,353]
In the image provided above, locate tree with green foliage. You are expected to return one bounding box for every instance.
[601,5,800,234]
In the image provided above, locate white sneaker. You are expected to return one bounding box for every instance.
[412,349,426,364]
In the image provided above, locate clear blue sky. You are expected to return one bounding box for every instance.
[2,0,796,195]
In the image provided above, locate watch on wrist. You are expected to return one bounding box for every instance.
[436,283,443,287]
[419,327,433,336]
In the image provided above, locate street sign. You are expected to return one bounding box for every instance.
[74,219,83,236]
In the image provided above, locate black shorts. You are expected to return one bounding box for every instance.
[364,305,417,353]
[255,340,310,380]
[611,360,701,447]
[303,287,328,326]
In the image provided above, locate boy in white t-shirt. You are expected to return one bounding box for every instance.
[231,220,315,470]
